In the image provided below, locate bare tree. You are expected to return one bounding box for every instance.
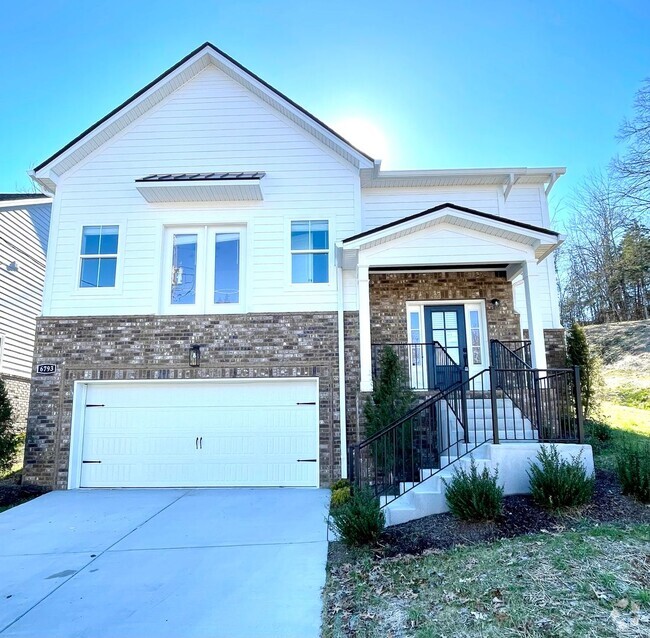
[612,78,650,214]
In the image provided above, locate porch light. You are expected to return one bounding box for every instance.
[491,298,501,308]
[189,345,201,367]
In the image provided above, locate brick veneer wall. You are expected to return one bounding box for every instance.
[24,313,342,489]
[369,271,522,344]
[523,328,567,368]
[1,374,31,433]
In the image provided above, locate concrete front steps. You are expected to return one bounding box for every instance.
[382,441,596,526]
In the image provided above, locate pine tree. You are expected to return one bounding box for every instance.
[363,346,415,437]
[566,323,602,417]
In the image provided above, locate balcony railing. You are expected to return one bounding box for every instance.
[371,342,464,392]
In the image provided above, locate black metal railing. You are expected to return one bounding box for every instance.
[490,339,535,424]
[490,339,533,368]
[371,342,464,392]
[349,369,489,505]
[349,363,584,506]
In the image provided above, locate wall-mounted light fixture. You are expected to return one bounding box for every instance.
[189,344,202,367]
[491,298,501,308]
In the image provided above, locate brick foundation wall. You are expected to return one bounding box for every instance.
[24,313,342,489]
[1,374,31,433]
[369,271,521,344]
[523,328,567,368]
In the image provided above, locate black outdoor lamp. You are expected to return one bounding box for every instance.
[189,344,202,367]
[491,298,501,308]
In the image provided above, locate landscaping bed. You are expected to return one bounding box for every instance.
[0,473,46,513]
[379,469,649,557]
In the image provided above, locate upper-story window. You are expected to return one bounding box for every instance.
[291,220,329,284]
[79,225,119,288]
[165,226,243,313]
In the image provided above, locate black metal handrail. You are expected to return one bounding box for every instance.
[348,369,486,504]
[490,339,535,424]
[371,341,464,392]
[349,363,584,506]
[491,339,532,368]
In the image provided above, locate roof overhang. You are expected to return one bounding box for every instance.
[135,171,265,202]
[360,166,566,198]
[339,203,563,269]
[0,196,52,209]
[30,43,375,193]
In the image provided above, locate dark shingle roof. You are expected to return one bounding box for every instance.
[0,193,48,201]
[136,172,266,182]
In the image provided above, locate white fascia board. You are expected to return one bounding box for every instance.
[361,166,566,188]
[0,196,52,208]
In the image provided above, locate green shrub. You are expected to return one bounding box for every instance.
[443,458,504,522]
[328,488,385,547]
[585,418,612,443]
[330,478,350,492]
[0,379,20,475]
[528,445,594,510]
[330,486,352,508]
[566,323,603,418]
[616,442,650,504]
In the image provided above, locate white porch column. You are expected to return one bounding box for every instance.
[358,265,373,392]
[522,259,548,369]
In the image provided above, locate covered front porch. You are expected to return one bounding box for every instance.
[339,203,562,393]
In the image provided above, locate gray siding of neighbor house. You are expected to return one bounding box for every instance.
[0,202,51,430]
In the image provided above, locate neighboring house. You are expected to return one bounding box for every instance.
[25,43,589,515]
[0,194,52,433]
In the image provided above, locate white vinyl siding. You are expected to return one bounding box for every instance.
[45,65,359,317]
[0,203,50,378]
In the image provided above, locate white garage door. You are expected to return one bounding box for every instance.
[76,379,319,488]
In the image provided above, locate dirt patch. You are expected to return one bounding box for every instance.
[0,474,47,511]
[355,470,649,558]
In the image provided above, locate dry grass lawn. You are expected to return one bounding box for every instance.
[322,524,650,638]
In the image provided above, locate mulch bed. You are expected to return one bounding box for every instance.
[378,469,649,557]
[0,474,47,509]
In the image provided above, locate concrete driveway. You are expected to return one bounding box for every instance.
[0,488,330,638]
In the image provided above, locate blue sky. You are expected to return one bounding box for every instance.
[2,0,649,222]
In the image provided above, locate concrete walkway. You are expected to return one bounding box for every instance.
[0,488,330,637]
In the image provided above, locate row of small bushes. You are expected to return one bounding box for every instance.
[445,445,595,522]
[329,439,649,546]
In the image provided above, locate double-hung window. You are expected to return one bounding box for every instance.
[165,226,243,313]
[291,220,329,284]
[79,225,119,288]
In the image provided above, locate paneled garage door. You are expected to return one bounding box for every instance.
[76,379,319,488]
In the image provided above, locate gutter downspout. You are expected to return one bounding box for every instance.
[336,263,348,478]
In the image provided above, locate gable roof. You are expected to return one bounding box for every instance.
[31,42,375,191]
[343,203,560,245]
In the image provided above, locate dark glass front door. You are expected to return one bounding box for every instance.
[424,305,468,390]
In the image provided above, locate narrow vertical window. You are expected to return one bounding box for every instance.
[79,225,118,288]
[171,234,198,304]
[291,220,329,283]
[470,310,482,364]
[214,233,240,304]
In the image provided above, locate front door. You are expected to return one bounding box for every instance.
[424,305,468,390]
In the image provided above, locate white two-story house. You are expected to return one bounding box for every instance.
[26,43,579,505]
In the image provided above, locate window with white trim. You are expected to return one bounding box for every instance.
[164,226,243,313]
[290,220,329,283]
[79,225,119,288]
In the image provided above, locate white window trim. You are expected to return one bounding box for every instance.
[71,222,125,296]
[161,224,246,315]
[286,217,335,290]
